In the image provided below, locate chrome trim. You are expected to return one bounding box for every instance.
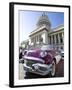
[23,56,44,63]
[24,63,52,76]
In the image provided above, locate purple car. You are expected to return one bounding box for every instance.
[23,45,61,76]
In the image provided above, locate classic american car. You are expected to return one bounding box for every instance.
[23,45,61,76]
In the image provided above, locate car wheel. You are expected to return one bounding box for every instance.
[51,60,56,77]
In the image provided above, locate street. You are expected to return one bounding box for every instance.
[19,59,64,79]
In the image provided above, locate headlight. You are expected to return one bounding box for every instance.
[40,51,47,57]
[32,64,39,70]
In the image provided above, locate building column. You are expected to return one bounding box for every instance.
[54,34,56,45]
[38,35,39,43]
[51,35,53,45]
[49,36,51,44]
[58,33,61,49]
[58,33,60,44]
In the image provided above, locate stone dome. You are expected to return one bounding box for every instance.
[37,12,51,28]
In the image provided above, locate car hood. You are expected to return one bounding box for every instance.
[23,49,45,63]
[23,49,53,64]
[26,49,41,58]
[24,55,45,63]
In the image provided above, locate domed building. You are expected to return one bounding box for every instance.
[36,12,51,29]
[22,12,64,50]
[29,13,51,46]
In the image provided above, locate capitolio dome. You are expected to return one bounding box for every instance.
[36,12,51,29]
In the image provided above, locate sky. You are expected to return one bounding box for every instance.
[19,10,64,43]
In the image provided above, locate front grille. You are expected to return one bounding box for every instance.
[39,66,47,71]
[26,60,40,67]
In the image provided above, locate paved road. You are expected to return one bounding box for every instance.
[55,60,64,77]
[19,59,64,79]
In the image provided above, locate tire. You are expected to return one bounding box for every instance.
[50,60,56,77]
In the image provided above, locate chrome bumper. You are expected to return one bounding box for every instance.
[23,63,52,76]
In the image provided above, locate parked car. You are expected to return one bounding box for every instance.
[23,45,61,76]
